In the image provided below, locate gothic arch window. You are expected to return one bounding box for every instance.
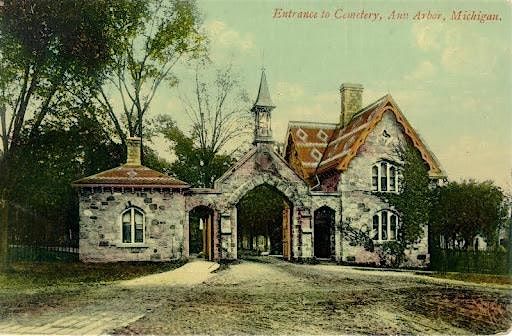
[121,207,145,244]
[372,161,399,192]
[372,210,399,242]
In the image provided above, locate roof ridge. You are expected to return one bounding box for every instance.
[349,94,389,121]
[288,121,338,128]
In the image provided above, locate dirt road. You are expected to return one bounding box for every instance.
[1,258,510,335]
[117,258,511,335]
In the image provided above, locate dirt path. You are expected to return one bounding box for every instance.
[117,259,512,335]
[0,258,510,335]
[0,260,217,335]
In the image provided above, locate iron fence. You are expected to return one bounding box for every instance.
[430,248,510,275]
[5,202,78,262]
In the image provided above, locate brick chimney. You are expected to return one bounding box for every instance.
[126,137,141,165]
[339,83,363,127]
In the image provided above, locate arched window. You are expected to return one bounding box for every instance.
[371,161,399,192]
[121,207,144,244]
[372,210,399,241]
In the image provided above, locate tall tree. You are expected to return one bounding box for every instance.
[181,64,251,157]
[154,115,234,188]
[0,0,139,157]
[153,64,251,188]
[0,0,140,269]
[432,180,507,250]
[96,0,206,147]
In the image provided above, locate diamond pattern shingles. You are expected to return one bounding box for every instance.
[285,94,444,180]
[73,164,190,189]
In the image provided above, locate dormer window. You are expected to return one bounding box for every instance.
[372,161,399,192]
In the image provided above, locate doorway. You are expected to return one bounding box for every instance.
[189,206,214,260]
[314,206,335,258]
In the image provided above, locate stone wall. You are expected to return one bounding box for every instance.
[79,189,187,262]
[339,111,429,267]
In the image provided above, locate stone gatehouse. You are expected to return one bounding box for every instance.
[74,70,445,267]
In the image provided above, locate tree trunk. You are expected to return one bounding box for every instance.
[0,200,9,271]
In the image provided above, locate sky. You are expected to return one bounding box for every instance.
[148,0,512,191]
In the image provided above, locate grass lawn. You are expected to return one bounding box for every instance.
[0,261,184,318]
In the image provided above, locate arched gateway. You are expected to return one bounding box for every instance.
[74,68,439,267]
[182,70,319,262]
[209,70,314,261]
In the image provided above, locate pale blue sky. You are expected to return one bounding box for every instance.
[149,0,512,190]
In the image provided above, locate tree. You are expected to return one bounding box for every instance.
[5,107,124,245]
[154,115,233,188]
[432,180,507,250]
[0,0,139,157]
[377,143,433,266]
[96,0,206,147]
[0,0,139,269]
[180,63,251,158]
[154,64,251,188]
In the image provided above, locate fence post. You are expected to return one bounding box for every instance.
[508,217,512,275]
[0,200,9,270]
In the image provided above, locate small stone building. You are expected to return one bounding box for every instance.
[74,70,445,267]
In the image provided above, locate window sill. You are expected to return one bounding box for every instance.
[116,243,149,248]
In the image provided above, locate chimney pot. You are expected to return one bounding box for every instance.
[340,83,363,127]
[126,137,141,165]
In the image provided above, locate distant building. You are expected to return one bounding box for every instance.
[74,70,445,267]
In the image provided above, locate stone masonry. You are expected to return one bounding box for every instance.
[339,111,429,267]
[78,189,187,262]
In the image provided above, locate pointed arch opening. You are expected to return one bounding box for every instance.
[314,206,335,258]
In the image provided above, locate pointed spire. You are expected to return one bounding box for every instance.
[253,69,275,108]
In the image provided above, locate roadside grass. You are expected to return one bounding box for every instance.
[425,272,512,286]
[0,261,185,318]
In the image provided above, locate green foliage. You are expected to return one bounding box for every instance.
[154,115,233,188]
[378,241,404,268]
[341,220,374,252]
[237,184,286,255]
[376,143,433,264]
[432,180,506,250]
[1,108,123,243]
[0,0,140,153]
[98,0,207,141]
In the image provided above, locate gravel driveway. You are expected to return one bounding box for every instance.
[117,258,511,335]
[1,258,510,335]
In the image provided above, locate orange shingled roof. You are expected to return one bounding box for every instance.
[73,164,190,189]
[285,94,445,180]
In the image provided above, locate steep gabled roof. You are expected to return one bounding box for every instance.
[285,121,337,178]
[285,94,445,179]
[73,164,190,189]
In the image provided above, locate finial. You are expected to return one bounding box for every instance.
[261,50,265,72]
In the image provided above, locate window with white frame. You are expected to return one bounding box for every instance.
[121,207,144,244]
[372,210,399,241]
[371,161,399,192]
